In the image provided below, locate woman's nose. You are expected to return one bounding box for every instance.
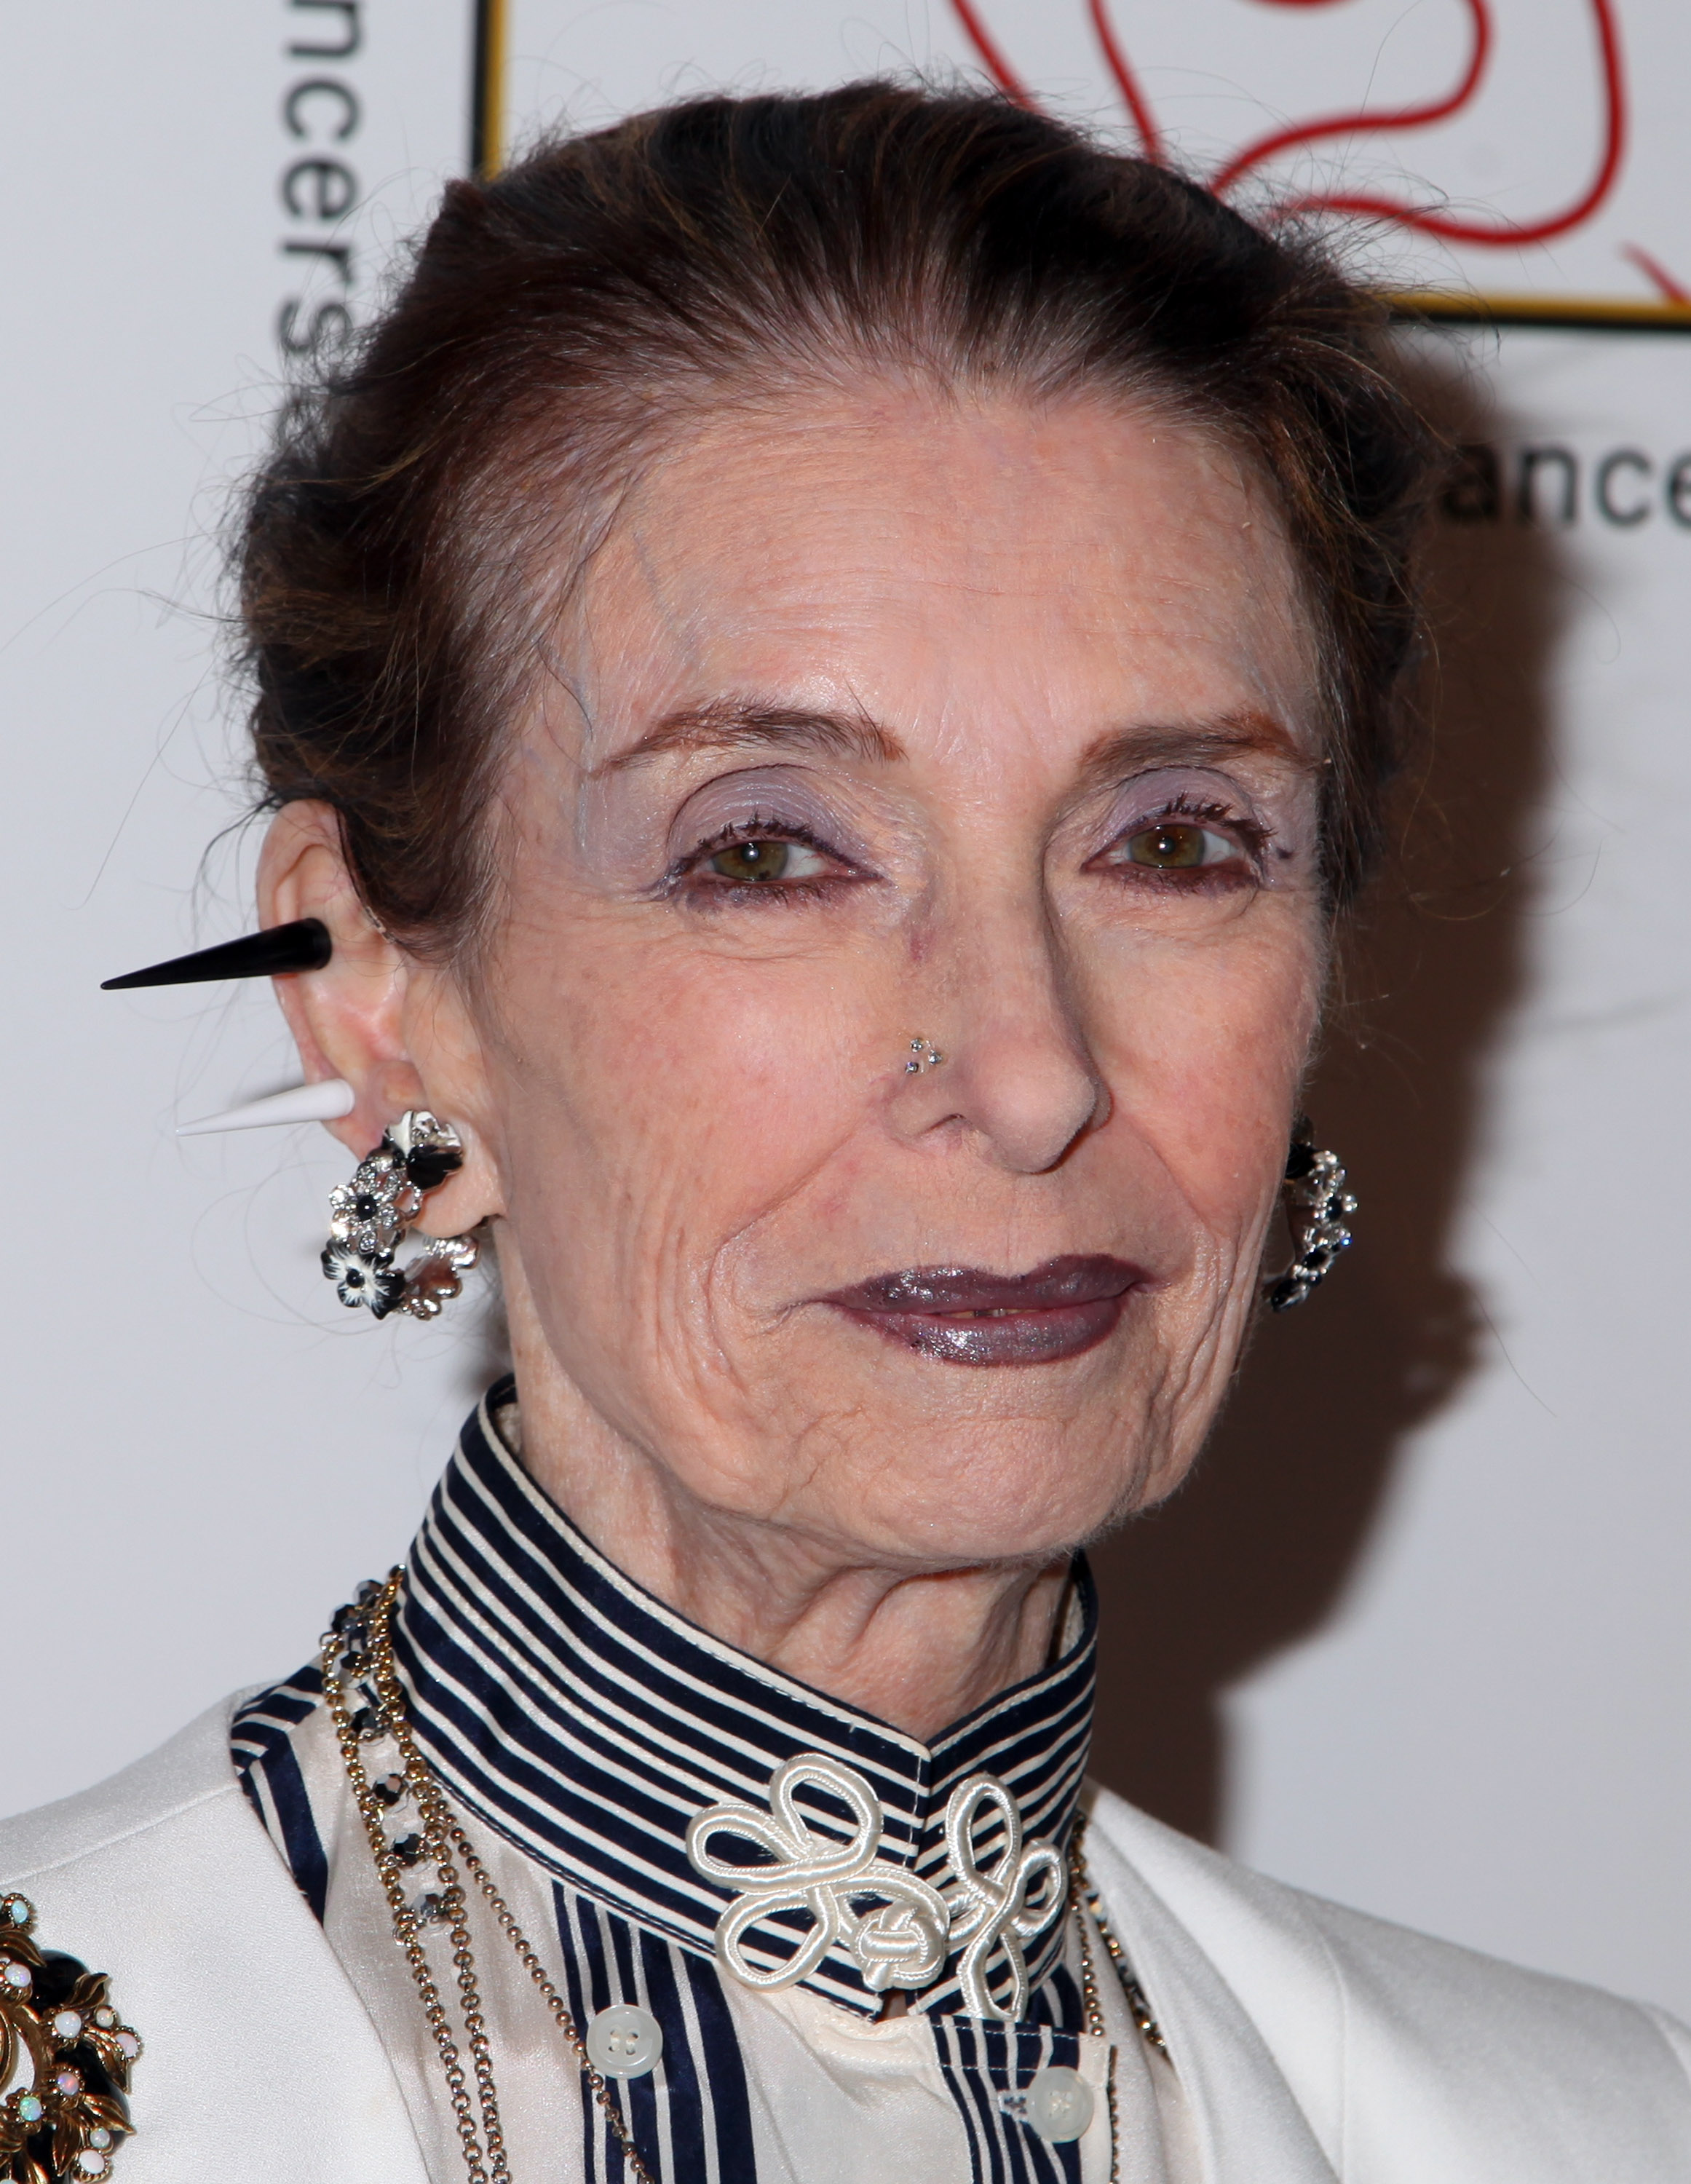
[894,898,1109,1176]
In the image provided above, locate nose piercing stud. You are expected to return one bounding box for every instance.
[906,1038,946,1073]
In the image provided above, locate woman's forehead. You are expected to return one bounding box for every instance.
[550,382,1319,772]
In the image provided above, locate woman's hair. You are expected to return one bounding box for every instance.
[241,81,1442,946]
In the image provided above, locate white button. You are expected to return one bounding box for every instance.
[1025,2065,1094,2143]
[585,2003,663,2078]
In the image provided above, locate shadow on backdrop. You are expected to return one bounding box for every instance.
[1089,344,1562,1843]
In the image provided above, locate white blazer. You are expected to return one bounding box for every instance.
[4,1697,1688,2183]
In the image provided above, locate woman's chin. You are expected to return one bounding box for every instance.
[788,1425,1158,1568]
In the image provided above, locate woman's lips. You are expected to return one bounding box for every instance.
[818,1254,1147,1367]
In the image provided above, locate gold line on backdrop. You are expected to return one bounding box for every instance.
[472,0,507,177]
[1401,291,1691,333]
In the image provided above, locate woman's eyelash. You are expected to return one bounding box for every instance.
[662,794,1273,898]
[664,814,849,890]
[1126,794,1269,860]
[686,814,825,862]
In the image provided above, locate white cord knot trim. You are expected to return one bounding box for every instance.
[944,1772,1066,2021]
[687,1755,1066,2017]
[686,1755,950,1994]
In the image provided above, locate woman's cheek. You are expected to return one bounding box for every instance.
[566,942,874,1239]
[1104,924,1318,1238]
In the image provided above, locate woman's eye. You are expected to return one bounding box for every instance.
[1117,820,1240,871]
[703,836,831,885]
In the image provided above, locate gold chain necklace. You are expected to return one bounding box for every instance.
[1076,1848,1168,2060]
[1071,1825,1173,2184]
[322,1573,657,2184]
[325,1572,1166,2184]
[1072,1886,1121,2178]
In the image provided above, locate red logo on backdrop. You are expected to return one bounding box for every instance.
[948,1,1676,304]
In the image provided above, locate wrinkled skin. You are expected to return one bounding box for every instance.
[264,381,1326,1739]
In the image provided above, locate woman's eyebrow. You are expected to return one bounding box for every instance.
[595,698,906,775]
[1074,710,1313,792]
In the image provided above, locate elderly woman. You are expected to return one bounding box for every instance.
[3,83,1687,2184]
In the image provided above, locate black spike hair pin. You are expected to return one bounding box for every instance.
[100,917,332,990]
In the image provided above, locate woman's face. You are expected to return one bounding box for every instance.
[447,381,1326,1567]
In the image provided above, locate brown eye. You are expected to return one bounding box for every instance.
[1122,822,1232,871]
[708,838,793,883]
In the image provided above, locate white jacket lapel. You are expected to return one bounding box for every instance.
[1082,1809,1338,2184]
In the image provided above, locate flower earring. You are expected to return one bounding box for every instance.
[1263,1123,1355,1312]
[322,1110,480,1321]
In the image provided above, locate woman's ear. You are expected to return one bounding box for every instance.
[256,802,504,1235]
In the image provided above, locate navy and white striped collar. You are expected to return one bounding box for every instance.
[392,1380,1096,2019]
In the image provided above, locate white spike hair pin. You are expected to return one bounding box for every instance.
[176,1078,355,1137]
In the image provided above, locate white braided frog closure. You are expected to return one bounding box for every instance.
[943,1773,1066,2021]
[686,1755,951,1994]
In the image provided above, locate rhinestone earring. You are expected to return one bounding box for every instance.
[1263,1122,1355,1312]
[322,1109,480,1321]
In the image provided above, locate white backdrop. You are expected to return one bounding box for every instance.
[6,0,1691,2025]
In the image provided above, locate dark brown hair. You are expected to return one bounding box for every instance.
[241,81,1441,945]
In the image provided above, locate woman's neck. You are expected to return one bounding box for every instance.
[503,1364,1072,1744]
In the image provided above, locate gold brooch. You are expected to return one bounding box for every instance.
[0,1894,140,2183]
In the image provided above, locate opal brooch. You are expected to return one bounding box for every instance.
[0,1894,141,2184]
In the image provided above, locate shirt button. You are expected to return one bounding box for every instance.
[1025,2065,1094,2143]
[585,2003,663,2078]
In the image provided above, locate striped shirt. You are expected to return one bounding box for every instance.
[232,1382,1189,2183]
